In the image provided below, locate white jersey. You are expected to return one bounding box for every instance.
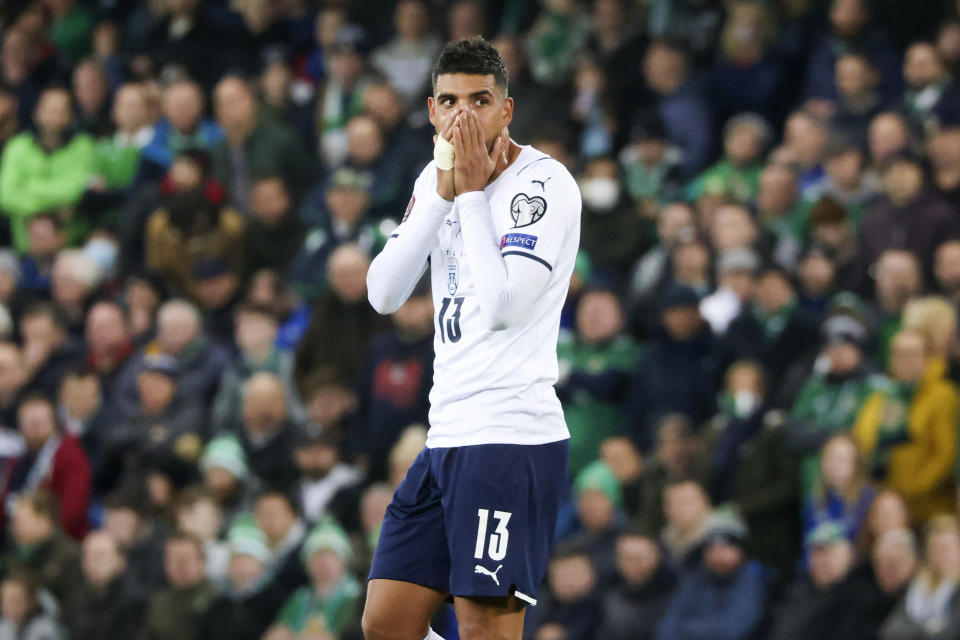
[404,145,580,447]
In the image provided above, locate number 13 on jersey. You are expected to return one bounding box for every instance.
[475,508,511,562]
[438,297,464,343]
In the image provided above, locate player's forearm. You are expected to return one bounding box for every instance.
[366,191,451,314]
[457,191,544,331]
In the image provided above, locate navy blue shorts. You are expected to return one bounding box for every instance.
[369,439,569,606]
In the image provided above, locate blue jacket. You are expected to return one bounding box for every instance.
[656,560,768,640]
[141,118,224,169]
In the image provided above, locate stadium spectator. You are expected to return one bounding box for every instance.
[802,435,876,563]
[596,528,675,640]
[811,139,881,231]
[700,248,759,336]
[635,415,705,534]
[722,266,820,404]
[100,491,168,599]
[264,521,360,640]
[628,284,720,447]
[854,329,959,522]
[660,479,712,569]
[868,110,913,166]
[211,75,315,214]
[240,176,305,280]
[63,530,145,640]
[0,570,63,640]
[656,510,768,640]
[113,299,230,420]
[902,41,960,128]
[254,490,308,591]
[370,0,441,108]
[770,521,858,640]
[289,169,384,300]
[880,515,960,638]
[6,490,83,605]
[140,532,217,640]
[0,86,95,252]
[534,545,604,640]
[860,151,960,290]
[7,394,91,540]
[237,373,300,493]
[578,156,650,280]
[198,519,287,640]
[702,360,800,577]
[102,353,204,492]
[143,150,245,300]
[934,240,960,307]
[352,281,433,482]
[294,244,387,397]
[293,428,362,526]
[689,113,771,206]
[841,528,920,640]
[787,300,875,493]
[141,80,223,172]
[642,39,713,176]
[831,52,886,148]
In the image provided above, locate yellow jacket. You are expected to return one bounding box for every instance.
[853,361,959,523]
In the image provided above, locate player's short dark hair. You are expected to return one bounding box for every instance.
[432,36,508,94]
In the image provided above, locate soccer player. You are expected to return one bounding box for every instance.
[362,37,581,640]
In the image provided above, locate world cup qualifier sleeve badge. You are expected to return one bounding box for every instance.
[510,193,547,228]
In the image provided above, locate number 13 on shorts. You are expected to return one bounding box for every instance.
[474,509,511,561]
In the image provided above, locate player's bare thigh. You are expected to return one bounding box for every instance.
[454,595,526,640]
[362,579,449,640]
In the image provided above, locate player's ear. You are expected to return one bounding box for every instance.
[428,96,438,128]
[501,96,514,127]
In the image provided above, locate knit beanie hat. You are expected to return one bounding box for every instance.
[201,436,250,480]
[300,520,353,565]
[574,461,622,507]
[227,516,270,563]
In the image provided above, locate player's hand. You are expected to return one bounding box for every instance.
[435,112,457,202]
[453,109,505,195]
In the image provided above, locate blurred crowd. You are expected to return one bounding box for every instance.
[2,0,960,639]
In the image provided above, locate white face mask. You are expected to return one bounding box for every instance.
[580,177,620,212]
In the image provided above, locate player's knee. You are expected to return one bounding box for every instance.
[361,609,421,640]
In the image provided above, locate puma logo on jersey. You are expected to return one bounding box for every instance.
[531,177,551,192]
[474,564,503,585]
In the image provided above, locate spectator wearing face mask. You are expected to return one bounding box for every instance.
[702,360,800,579]
[578,157,652,283]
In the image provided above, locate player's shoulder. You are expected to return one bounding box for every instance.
[506,146,580,221]
[512,146,578,189]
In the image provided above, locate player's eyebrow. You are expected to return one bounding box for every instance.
[436,89,496,102]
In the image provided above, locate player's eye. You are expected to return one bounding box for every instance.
[475,98,488,106]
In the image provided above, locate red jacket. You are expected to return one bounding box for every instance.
[44,435,92,540]
[4,435,92,540]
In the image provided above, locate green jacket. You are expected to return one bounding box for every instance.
[94,135,144,190]
[0,130,96,252]
[210,117,316,200]
[140,581,217,640]
[556,330,640,477]
[274,576,360,635]
[686,159,762,204]
[790,371,877,496]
